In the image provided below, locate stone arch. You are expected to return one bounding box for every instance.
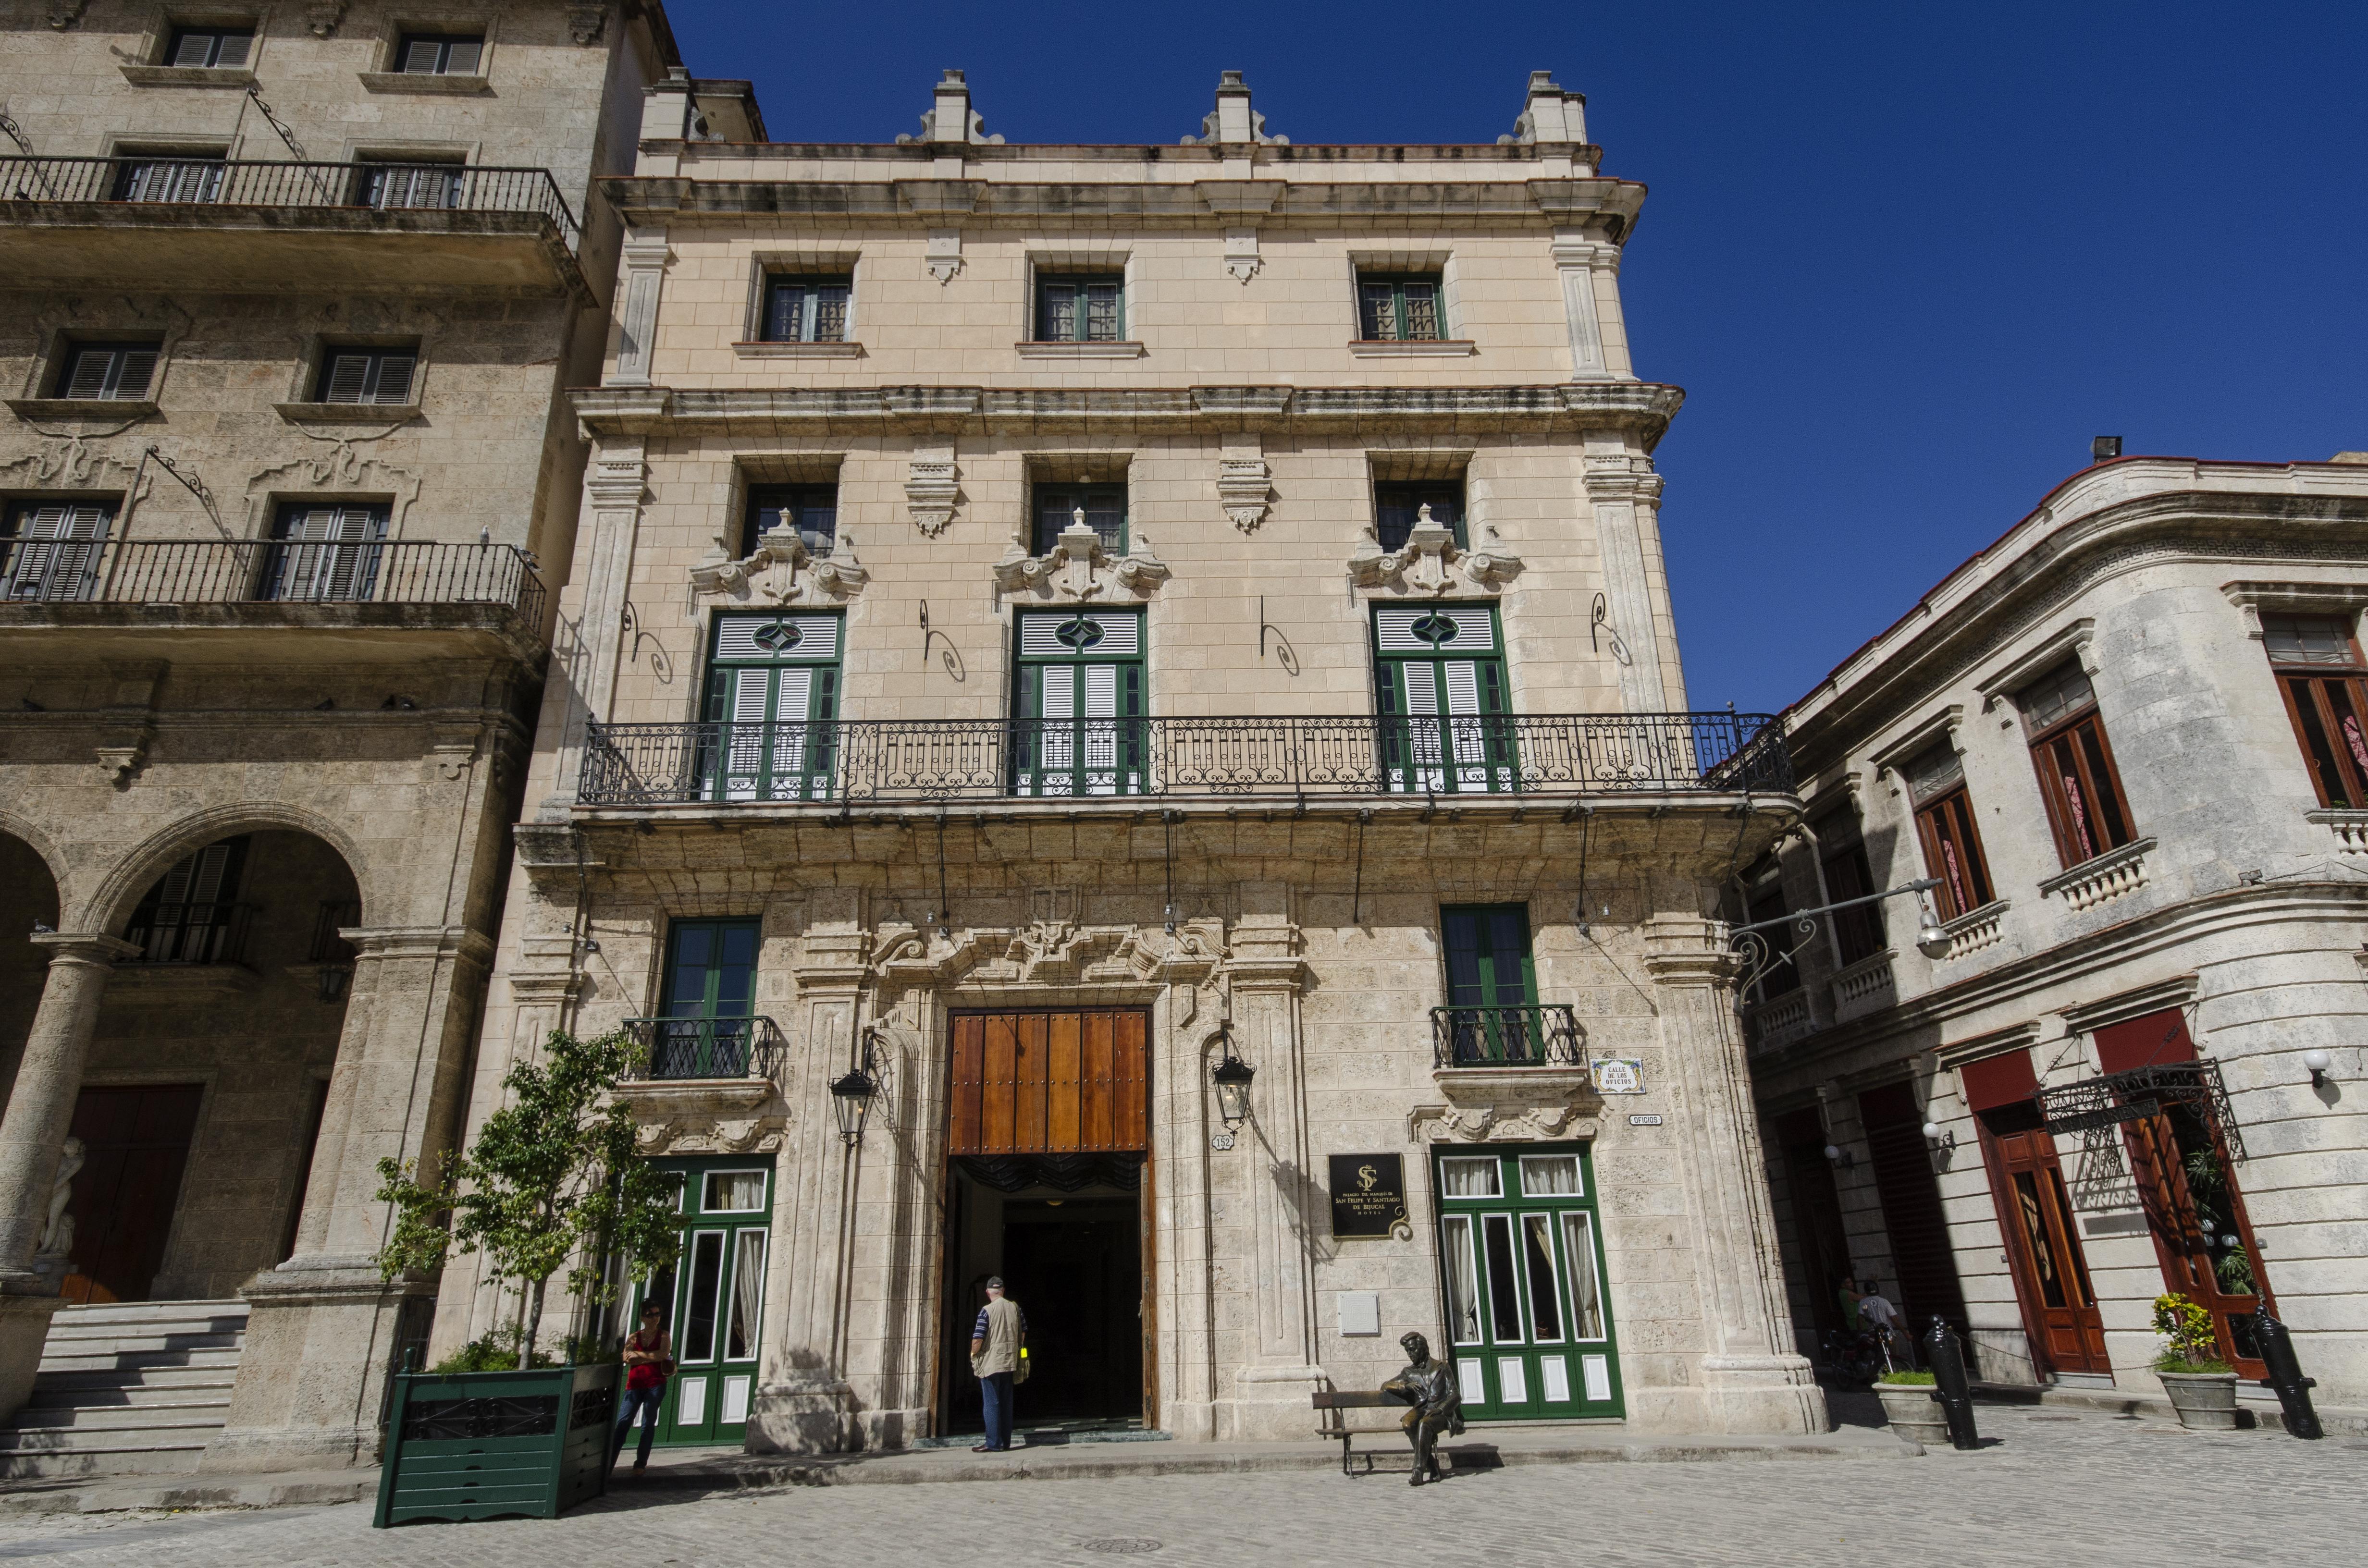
[74,800,379,936]
[0,805,72,903]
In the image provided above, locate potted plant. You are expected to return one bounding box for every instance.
[1869,1368,1947,1446]
[370,1029,682,1526]
[2151,1292,2239,1430]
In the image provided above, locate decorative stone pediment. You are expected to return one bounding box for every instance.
[1350,505,1522,596]
[620,1077,782,1155]
[690,526,868,606]
[993,514,1170,603]
[1410,1066,1601,1143]
[872,918,1224,1002]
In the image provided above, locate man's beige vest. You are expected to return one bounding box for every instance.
[973,1295,1022,1377]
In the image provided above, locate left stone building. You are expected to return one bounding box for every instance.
[0,0,706,1476]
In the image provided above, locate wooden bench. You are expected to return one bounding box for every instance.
[1311,1388,1417,1477]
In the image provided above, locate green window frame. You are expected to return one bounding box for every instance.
[1032,482,1126,557]
[702,612,843,802]
[625,1155,773,1447]
[1433,1143,1623,1421]
[1373,603,1516,794]
[1438,903,1546,1065]
[760,275,851,343]
[650,918,761,1078]
[1373,480,1466,551]
[1035,273,1125,343]
[1358,273,1445,342]
[1012,607,1146,797]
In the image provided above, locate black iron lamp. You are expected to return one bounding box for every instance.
[830,1030,880,1147]
[1211,1038,1256,1136]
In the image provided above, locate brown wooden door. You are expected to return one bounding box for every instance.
[1980,1104,2109,1374]
[60,1084,204,1304]
[948,1010,1148,1155]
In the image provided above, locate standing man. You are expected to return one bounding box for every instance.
[969,1275,1027,1453]
[611,1301,673,1475]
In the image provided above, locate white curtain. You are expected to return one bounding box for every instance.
[1439,1157,1499,1197]
[1441,1215,1482,1345]
[726,1231,765,1361]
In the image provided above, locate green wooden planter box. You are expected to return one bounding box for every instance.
[374,1361,617,1527]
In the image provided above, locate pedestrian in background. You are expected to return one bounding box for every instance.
[970,1275,1027,1453]
[611,1301,674,1475]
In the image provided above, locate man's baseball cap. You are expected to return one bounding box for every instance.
[986,1276,1004,1289]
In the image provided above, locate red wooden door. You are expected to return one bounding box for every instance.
[60,1084,205,1304]
[1982,1108,2109,1374]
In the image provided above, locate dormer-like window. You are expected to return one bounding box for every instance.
[397,33,482,75]
[166,25,253,68]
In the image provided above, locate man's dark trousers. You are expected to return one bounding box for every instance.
[979,1371,1014,1450]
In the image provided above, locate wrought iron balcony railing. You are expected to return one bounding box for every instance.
[579,711,1791,807]
[122,902,252,966]
[0,158,580,249]
[0,539,546,625]
[622,1016,784,1082]
[1431,1004,1584,1069]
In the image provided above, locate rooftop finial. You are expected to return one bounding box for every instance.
[1498,70,1587,146]
[896,67,1003,146]
[1183,69,1286,147]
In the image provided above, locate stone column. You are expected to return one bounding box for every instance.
[0,933,136,1421]
[1640,913,1826,1434]
[1212,894,1325,1440]
[541,443,648,816]
[1583,453,1685,712]
[203,925,493,1472]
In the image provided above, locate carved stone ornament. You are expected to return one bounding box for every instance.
[95,742,145,789]
[925,232,964,286]
[994,513,1170,603]
[1218,455,1271,533]
[303,0,346,36]
[567,4,607,44]
[1350,504,1523,596]
[633,1117,787,1156]
[871,917,1223,1004]
[1410,1086,1599,1146]
[1224,230,1261,284]
[690,526,869,607]
[43,1,88,27]
[905,456,959,534]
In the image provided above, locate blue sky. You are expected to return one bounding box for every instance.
[663,1,2368,715]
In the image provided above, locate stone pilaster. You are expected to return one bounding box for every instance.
[1583,453,1684,712]
[1640,913,1826,1435]
[1552,232,1627,383]
[605,232,671,387]
[542,443,648,815]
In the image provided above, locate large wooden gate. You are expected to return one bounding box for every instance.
[947,1009,1148,1155]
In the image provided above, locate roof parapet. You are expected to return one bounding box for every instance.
[1181,70,1287,147]
[1499,70,1587,146]
[894,68,1003,147]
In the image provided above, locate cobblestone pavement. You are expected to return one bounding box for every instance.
[3,1408,2364,1567]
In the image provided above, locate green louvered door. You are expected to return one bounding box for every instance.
[1012,608,1145,796]
[702,612,842,801]
[1374,604,1515,794]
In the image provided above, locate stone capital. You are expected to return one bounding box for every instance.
[31,932,141,967]
[342,925,496,969]
[1640,913,1744,987]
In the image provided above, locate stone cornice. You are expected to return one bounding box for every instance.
[571,382,1684,444]
[599,175,1644,231]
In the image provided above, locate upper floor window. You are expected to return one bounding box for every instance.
[1358,273,1444,342]
[761,275,851,343]
[359,159,462,210]
[1814,808,1885,968]
[1033,482,1124,557]
[1035,274,1124,343]
[266,502,388,602]
[57,342,159,401]
[112,148,226,204]
[166,25,253,68]
[1905,740,1993,922]
[2020,662,2136,868]
[2,500,116,603]
[315,346,416,405]
[397,33,483,75]
[1374,481,1465,551]
[1012,607,1146,798]
[747,484,837,557]
[2265,613,2368,809]
[1373,603,1513,795]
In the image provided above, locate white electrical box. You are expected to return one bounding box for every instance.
[1337,1291,1381,1337]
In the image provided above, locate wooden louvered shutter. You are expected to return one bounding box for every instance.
[401,38,442,72]
[369,354,415,404]
[321,354,369,404]
[113,347,157,398]
[170,31,214,65]
[443,37,481,74]
[4,502,111,601]
[212,30,250,67]
[64,349,115,399]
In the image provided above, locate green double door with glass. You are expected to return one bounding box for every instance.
[1013,607,1145,796]
[1374,604,1515,794]
[1434,1145,1624,1421]
[703,612,841,801]
[629,1158,773,1446]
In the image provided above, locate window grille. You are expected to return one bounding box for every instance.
[1358,274,1445,341]
[760,276,851,343]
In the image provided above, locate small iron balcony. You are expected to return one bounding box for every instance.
[578,711,1792,808]
[1431,1004,1584,1070]
[623,1016,784,1082]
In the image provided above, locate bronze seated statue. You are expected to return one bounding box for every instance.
[1379,1330,1464,1485]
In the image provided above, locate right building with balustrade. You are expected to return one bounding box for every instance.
[1744,450,2368,1419]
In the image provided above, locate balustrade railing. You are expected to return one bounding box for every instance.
[0,538,545,625]
[0,157,580,249]
[622,1016,784,1082]
[579,711,1792,806]
[1431,1004,1583,1069]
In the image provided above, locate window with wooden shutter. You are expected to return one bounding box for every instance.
[166,26,253,68]
[397,34,482,74]
[2262,613,2368,808]
[1357,274,1446,341]
[125,837,249,964]
[57,343,159,401]
[266,503,388,602]
[743,484,837,557]
[359,161,462,210]
[2019,662,2137,867]
[111,151,226,203]
[1373,481,1465,551]
[2,500,116,602]
[315,348,418,405]
[759,276,852,343]
[1905,741,1994,920]
[1815,808,1886,967]
[1034,274,1124,343]
[1373,604,1514,794]
[1031,482,1125,556]
[701,612,843,801]
[1012,608,1145,797]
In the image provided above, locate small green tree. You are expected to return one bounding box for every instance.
[375,1029,681,1370]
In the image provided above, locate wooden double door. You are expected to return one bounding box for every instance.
[60,1085,204,1304]
[1980,1102,2109,1375]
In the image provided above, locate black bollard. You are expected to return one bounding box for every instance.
[2254,1300,2323,1440]
[1923,1315,1980,1450]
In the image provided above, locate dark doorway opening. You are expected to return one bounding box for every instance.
[61,1084,204,1304]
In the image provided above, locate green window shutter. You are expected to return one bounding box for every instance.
[703,613,844,801]
[1012,608,1146,796]
[1036,275,1122,343]
[1373,604,1512,794]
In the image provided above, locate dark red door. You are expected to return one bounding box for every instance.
[60,1085,204,1304]
[1980,1104,2109,1374]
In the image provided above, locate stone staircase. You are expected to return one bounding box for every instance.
[0,1299,247,1480]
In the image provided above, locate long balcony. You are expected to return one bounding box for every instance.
[0,538,547,663]
[578,711,1792,808]
[0,158,583,295]
[1432,1004,1584,1069]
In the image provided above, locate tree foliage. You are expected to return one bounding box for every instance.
[375,1029,681,1369]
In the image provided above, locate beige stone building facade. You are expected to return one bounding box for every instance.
[1743,453,2368,1413]
[0,0,691,1475]
[455,67,1828,1455]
